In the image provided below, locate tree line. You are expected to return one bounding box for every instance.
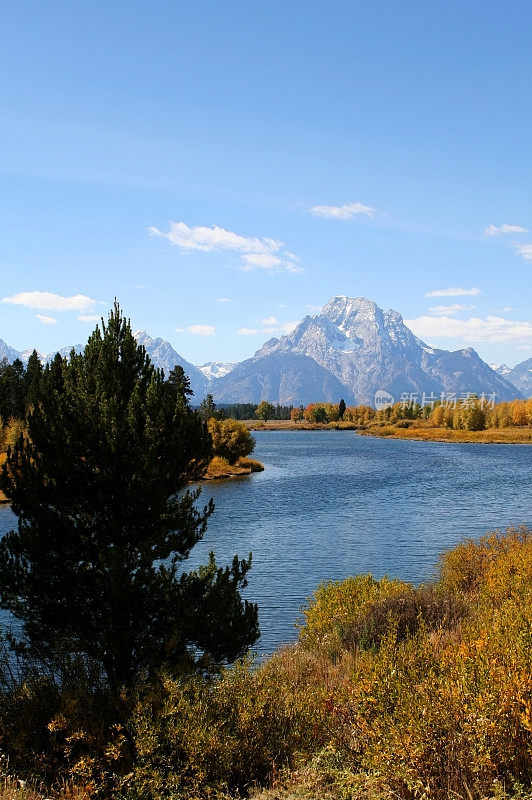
[195,396,294,421]
[289,397,532,430]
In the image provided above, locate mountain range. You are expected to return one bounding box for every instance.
[1,296,529,405]
[492,359,532,399]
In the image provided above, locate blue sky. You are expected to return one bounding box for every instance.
[1,0,531,366]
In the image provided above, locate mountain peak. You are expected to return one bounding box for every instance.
[322,295,379,319]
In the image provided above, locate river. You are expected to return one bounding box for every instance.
[1,431,530,655]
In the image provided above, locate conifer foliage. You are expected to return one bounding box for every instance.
[0,303,259,693]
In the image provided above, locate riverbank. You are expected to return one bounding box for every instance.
[359,423,532,444]
[243,418,532,443]
[244,419,360,431]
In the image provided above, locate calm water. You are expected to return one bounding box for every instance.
[1,431,531,655]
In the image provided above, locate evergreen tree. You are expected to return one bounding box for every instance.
[0,358,26,424]
[338,398,346,420]
[168,364,192,397]
[0,304,259,695]
[24,350,43,407]
[198,393,217,421]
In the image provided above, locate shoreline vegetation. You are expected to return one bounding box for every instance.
[242,395,532,444]
[244,418,532,443]
[3,525,532,800]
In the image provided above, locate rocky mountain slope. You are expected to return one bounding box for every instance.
[212,351,357,406]
[132,331,209,398]
[494,358,532,398]
[0,338,22,364]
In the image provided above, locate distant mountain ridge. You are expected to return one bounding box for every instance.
[493,358,532,398]
[132,331,209,398]
[2,297,529,405]
[215,296,522,404]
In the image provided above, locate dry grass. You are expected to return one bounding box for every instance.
[360,424,532,444]
[243,420,360,431]
[239,419,532,442]
[0,775,90,800]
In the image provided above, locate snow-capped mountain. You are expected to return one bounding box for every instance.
[198,361,236,380]
[133,331,208,397]
[20,348,47,363]
[1,297,527,405]
[44,344,84,364]
[212,296,522,405]
[494,358,532,398]
[0,338,23,364]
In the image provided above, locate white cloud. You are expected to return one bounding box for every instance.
[36,314,57,325]
[175,324,216,337]
[216,297,231,303]
[515,244,532,261]
[240,252,302,274]
[238,318,299,337]
[428,304,476,316]
[309,202,376,219]
[405,314,532,345]
[150,221,303,273]
[150,222,281,254]
[280,320,298,334]
[78,314,101,322]
[424,287,481,298]
[2,291,96,311]
[485,223,528,236]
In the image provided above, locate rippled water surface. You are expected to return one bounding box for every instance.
[1,431,530,654]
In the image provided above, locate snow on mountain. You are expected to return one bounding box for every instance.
[198,361,236,380]
[214,296,522,405]
[44,344,84,364]
[133,331,208,398]
[494,358,532,397]
[1,298,528,405]
[0,338,24,363]
[491,363,512,376]
[212,351,357,406]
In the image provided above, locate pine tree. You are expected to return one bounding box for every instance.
[338,398,346,420]
[0,358,26,424]
[198,393,217,421]
[24,350,44,407]
[0,304,259,695]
